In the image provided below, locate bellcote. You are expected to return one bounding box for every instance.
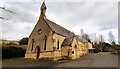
[40,1,47,18]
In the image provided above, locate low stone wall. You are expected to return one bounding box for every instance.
[25,51,62,61]
[40,51,62,60]
[40,52,54,58]
[25,53,36,59]
[53,51,61,58]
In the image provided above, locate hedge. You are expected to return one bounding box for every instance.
[2,46,26,59]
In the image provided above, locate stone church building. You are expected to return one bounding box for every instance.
[25,2,93,60]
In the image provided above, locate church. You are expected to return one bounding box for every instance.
[25,2,93,61]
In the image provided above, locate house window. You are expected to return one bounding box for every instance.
[41,9,43,11]
[38,29,42,35]
[72,51,74,54]
[57,41,59,49]
[44,7,46,10]
[31,39,34,52]
[41,9,43,14]
[44,35,47,50]
[74,45,77,49]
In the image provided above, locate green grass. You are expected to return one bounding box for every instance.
[11,57,25,61]
[97,52,111,55]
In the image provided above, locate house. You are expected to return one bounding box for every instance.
[61,36,79,59]
[25,2,93,60]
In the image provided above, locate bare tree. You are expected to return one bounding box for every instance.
[80,29,91,42]
[108,31,115,45]
[108,31,116,52]
[99,34,104,43]
[80,28,84,36]
[80,29,84,42]
[93,33,98,44]
[99,34,104,52]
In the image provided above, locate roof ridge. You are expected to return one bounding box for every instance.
[45,18,73,33]
[44,18,75,37]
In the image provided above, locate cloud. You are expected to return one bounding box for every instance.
[1,5,37,23]
[1,2,118,43]
[47,2,117,31]
[2,19,35,40]
[1,2,37,40]
[2,0,119,2]
[46,2,118,43]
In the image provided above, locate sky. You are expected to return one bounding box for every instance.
[0,0,119,44]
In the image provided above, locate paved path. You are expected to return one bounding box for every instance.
[2,53,119,68]
[53,53,118,67]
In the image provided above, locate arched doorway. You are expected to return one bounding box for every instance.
[35,46,40,59]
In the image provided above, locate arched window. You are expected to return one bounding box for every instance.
[57,41,59,49]
[44,35,47,50]
[38,29,42,35]
[31,39,34,52]
[74,45,77,49]
[41,9,43,14]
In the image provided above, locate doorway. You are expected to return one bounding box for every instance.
[35,46,40,59]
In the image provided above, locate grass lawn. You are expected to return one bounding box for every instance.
[97,52,112,55]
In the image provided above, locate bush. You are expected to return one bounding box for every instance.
[117,50,120,55]
[19,37,28,45]
[2,46,26,59]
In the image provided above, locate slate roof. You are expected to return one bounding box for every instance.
[44,18,75,38]
[75,35,82,42]
[62,37,74,46]
[75,35,91,43]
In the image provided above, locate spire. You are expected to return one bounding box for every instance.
[40,1,47,18]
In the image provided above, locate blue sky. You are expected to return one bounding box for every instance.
[0,0,119,44]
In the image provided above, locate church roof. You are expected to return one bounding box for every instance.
[39,2,81,46]
[75,35,82,42]
[61,37,74,46]
[62,35,83,46]
[44,18,75,38]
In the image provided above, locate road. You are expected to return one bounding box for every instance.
[54,53,118,67]
[2,53,119,69]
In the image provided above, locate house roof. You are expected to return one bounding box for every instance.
[62,37,74,46]
[44,18,77,46]
[44,18,75,38]
[75,35,82,42]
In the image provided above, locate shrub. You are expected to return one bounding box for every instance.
[2,46,26,59]
[117,50,120,55]
[19,37,28,45]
